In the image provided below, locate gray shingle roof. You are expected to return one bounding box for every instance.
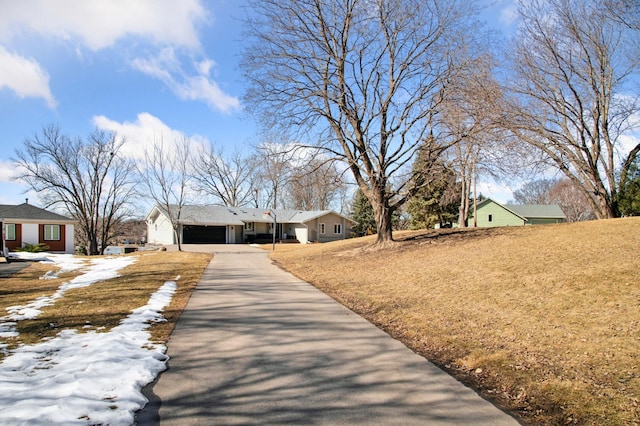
[154,205,355,225]
[0,203,74,222]
[504,203,566,219]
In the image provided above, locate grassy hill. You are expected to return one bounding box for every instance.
[270,218,640,425]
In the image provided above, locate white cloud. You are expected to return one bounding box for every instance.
[476,180,514,204]
[92,112,207,161]
[176,74,241,112]
[197,59,216,76]
[0,159,16,183]
[0,160,39,205]
[130,48,182,81]
[131,48,240,113]
[0,45,56,108]
[0,0,208,51]
[0,1,240,113]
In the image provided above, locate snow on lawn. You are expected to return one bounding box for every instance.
[0,254,137,337]
[0,253,179,425]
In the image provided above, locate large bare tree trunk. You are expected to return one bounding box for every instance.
[458,177,470,228]
[373,188,394,244]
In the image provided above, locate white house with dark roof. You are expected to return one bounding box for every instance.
[145,205,356,245]
[0,202,75,254]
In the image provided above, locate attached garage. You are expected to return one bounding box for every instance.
[146,205,356,246]
[182,225,227,244]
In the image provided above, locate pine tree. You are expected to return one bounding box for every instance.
[620,157,640,216]
[350,189,376,236]
[407,146,460,229]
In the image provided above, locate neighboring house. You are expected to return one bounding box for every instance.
[0,202,76,254]
[146,205,356,245]
[468,198,566,227]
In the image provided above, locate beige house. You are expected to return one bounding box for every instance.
[146,205,356,245]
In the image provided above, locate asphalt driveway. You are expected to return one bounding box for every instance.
[137,244,518,425]
[0,261,29,278]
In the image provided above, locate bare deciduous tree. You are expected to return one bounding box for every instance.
[436,53,502,227]
[253,143,293,209]
[604,0,640,29]
[433,51,538,227]
[191,143,257,207]
[547,178,597,222]
[242,0,483,245]
[139,136,192,251]
[511,178,558,205]
[13,125,137,255]
[505,0,640,219]
[512,177,596,222]
[288,158,346,210]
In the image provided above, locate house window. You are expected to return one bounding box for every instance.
[320,223,326,234]
[44,224,60,241]
[244,222,254,231]
[488,214,493,223]
[334,224,342,234]
[5,224,16,241]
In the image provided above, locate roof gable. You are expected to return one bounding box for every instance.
[0,203,74,222]
[474,198,527,221]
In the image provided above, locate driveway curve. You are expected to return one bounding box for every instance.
[137,244,518,425]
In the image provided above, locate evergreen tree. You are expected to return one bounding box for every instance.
[407,146,460,229]
[619,157,640,216]
[350,189,377,236]
[407,170,460,229]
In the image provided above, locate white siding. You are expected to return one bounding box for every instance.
[65,224,75,254]
[291,224,308,244]
[147,213,175,245]
[22,223,39,246]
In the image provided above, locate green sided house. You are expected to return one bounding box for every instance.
[1,202,76,254]
[468,198,566,227]
[145,205,356,245]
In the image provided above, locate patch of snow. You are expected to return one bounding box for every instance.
[0,280,178,425]
[0,255,138,344]
[10,252,87,274]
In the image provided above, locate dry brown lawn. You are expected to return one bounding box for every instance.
[269,218,640,425]
[0,251,211,359]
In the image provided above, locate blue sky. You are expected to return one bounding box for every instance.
[0,0,518,210]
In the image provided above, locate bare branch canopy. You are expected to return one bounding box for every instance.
[241,0,485,243]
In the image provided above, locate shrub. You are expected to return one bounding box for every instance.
[14,243,50,253]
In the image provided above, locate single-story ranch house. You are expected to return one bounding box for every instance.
[146,205,357,245]
[468,198,566,227]
[1,202,76,254]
